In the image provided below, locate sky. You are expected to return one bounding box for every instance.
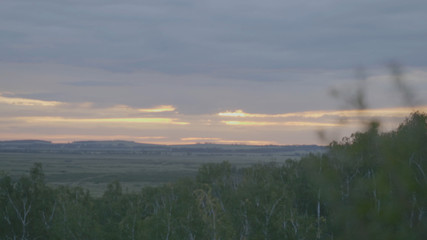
[1,0,427,145]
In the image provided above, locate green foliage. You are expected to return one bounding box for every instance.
[0,112,426,239]
[52,186,99,239]
[0,163,56,239]
[304,112,427,240]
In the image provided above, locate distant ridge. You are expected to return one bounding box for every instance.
[0,140,52,144]
[0,140,326,155]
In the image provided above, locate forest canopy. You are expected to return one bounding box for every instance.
[1,112,426,240]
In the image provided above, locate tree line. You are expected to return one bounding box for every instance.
[1,113,426,239]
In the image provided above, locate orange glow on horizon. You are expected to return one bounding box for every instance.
[180,137,278,145]
[0,134,169,144]
[0,134,278,146]
[181,137,222,141]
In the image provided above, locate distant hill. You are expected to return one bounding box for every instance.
[0,140,326,155]
[0,140,52,145]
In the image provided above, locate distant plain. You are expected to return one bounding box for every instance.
[0,142,324,196]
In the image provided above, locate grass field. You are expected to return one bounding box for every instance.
[0,151,308,196]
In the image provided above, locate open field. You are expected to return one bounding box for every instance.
[0,141,325,196]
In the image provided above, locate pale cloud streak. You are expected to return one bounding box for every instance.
[1,91,426,145]
[216,106,427,137]
[138,105,176,113]
[0,93,62,107]
[218,106,427,120]
[0,93,190,141]
[14,117,189,125]
[222,121,340,127]
[0,93,180,117]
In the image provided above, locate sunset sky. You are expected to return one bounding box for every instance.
[1,0,427,145]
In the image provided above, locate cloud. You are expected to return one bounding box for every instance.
[15,116,188,125]
[1,0,427,145]
[0,93,62,107]
[138,105,176,113]
[221,121,340,127]
[0,92,188,127]
[0,91,425,145]
[1,0,426,74]
[1,62,427,120]
[218,106,427,119]
[217,106,427,133]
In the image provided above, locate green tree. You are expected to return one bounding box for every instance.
[304,112,427,239]
[52,185,99,239]
[0,163,58,239]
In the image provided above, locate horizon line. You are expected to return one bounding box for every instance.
[0,138,325,147]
